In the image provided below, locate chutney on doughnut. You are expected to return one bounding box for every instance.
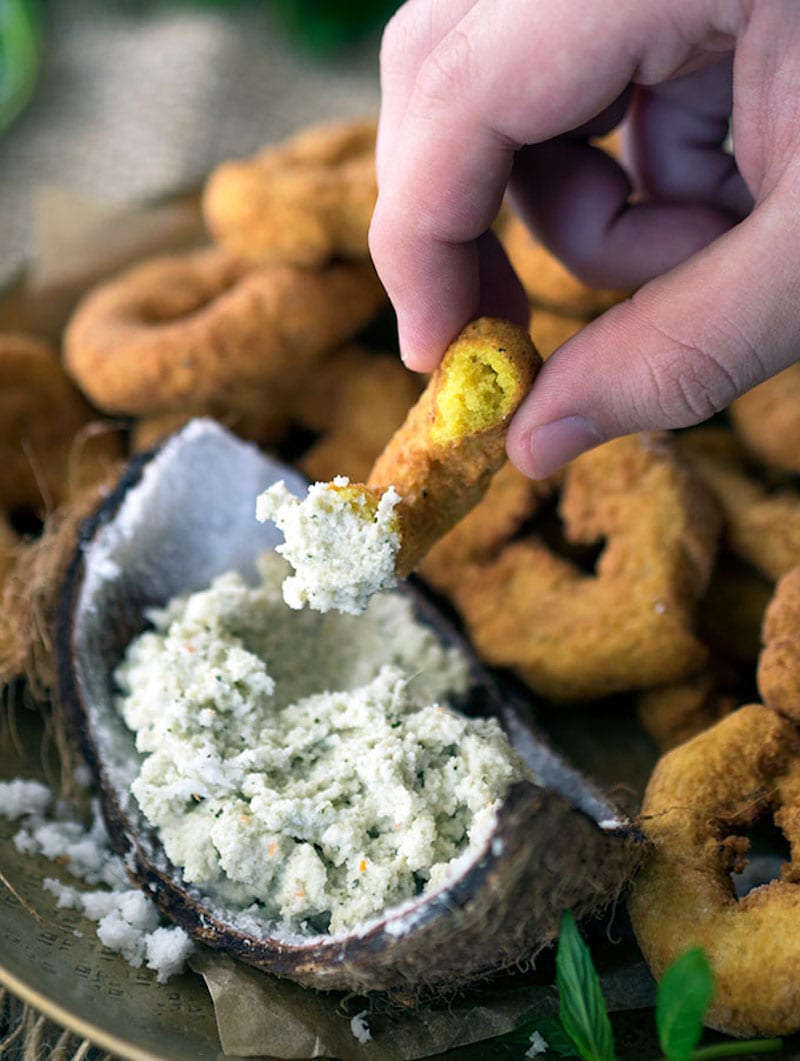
[256,318,541,615]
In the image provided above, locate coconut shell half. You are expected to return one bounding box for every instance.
[56,418,643,997]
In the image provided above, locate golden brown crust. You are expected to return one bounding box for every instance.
[629,704,800,1037]
[698,551,773,666]
[678,426,800,581]
[729,364,800,475]
[202,119,377,268]
[294,346,424,484]
[419,461,551,598]
[757,565,800,722]
[366,317,541,576]
[63,246,386,416]
[528,306,585,360]
[500,213,631,317]
[0,332,123,513]
[451,432,720,701]
[636,669,738,752]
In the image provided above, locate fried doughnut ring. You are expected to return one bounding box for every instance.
[757,565,800,722]
[0,332,122,513]
[500,213,631,317]
[528,306,585,360]
[636,669,738,752]
[419,461,552,599]
[129,403,290,454]
[256,318,540,613]
[63,247,386,416]
[202,119,377,267]
[292,345,424,484]
[678,427,800,581]
[450,432,720,701]
[638,551,770,751]
[366,317,540,575]
[629,704,800,1037]
[729,364,800,475]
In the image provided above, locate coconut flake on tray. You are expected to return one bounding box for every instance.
[0,778,194,983]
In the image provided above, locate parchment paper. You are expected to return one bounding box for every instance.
[192,951,656,1060]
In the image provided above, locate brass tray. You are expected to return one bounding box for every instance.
[0,708,222,1061]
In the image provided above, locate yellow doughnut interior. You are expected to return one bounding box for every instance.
[431,344,522,445]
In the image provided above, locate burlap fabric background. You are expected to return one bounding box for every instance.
[0,0,382,291]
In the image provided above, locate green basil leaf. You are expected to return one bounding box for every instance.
[556,911,616,1061]
[655,947,715,1060]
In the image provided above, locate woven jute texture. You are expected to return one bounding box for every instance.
[0,0,381,291]
[0,988,116,1061]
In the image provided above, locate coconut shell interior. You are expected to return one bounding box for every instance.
[56,418,644,996]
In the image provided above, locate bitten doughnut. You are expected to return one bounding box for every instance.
[419,462,552,599]
[0,332,122,513]
[365,317,540,576]
[629,704,800,1038]
[449,432,720,701]
[256,318,541,614]
[292,345,424,484]
[63,246,386,417]
[202,118,377,267]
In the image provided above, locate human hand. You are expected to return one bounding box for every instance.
[368,0,800,478]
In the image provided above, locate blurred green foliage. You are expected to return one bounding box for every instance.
[0,0,398,135]
[0,0,40,132]
[191,0,401,51]
[267,0,400,51]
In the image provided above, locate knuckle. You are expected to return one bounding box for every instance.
[415,28,476,110]
[378,4,416,66]
[628,300,752,427]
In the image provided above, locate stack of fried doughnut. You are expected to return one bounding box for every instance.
[63,118,389,446]
[6,116,800,1040]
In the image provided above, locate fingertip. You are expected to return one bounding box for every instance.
[508,411,605,479]
[396,316,457,374]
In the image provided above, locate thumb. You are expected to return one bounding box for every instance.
[507,190,800,479]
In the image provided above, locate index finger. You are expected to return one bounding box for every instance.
[368,0,743,370]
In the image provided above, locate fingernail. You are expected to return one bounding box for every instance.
[527,415,604,478]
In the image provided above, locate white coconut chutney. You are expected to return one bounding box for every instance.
[114,553,534,936]
[255,476,401,614]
